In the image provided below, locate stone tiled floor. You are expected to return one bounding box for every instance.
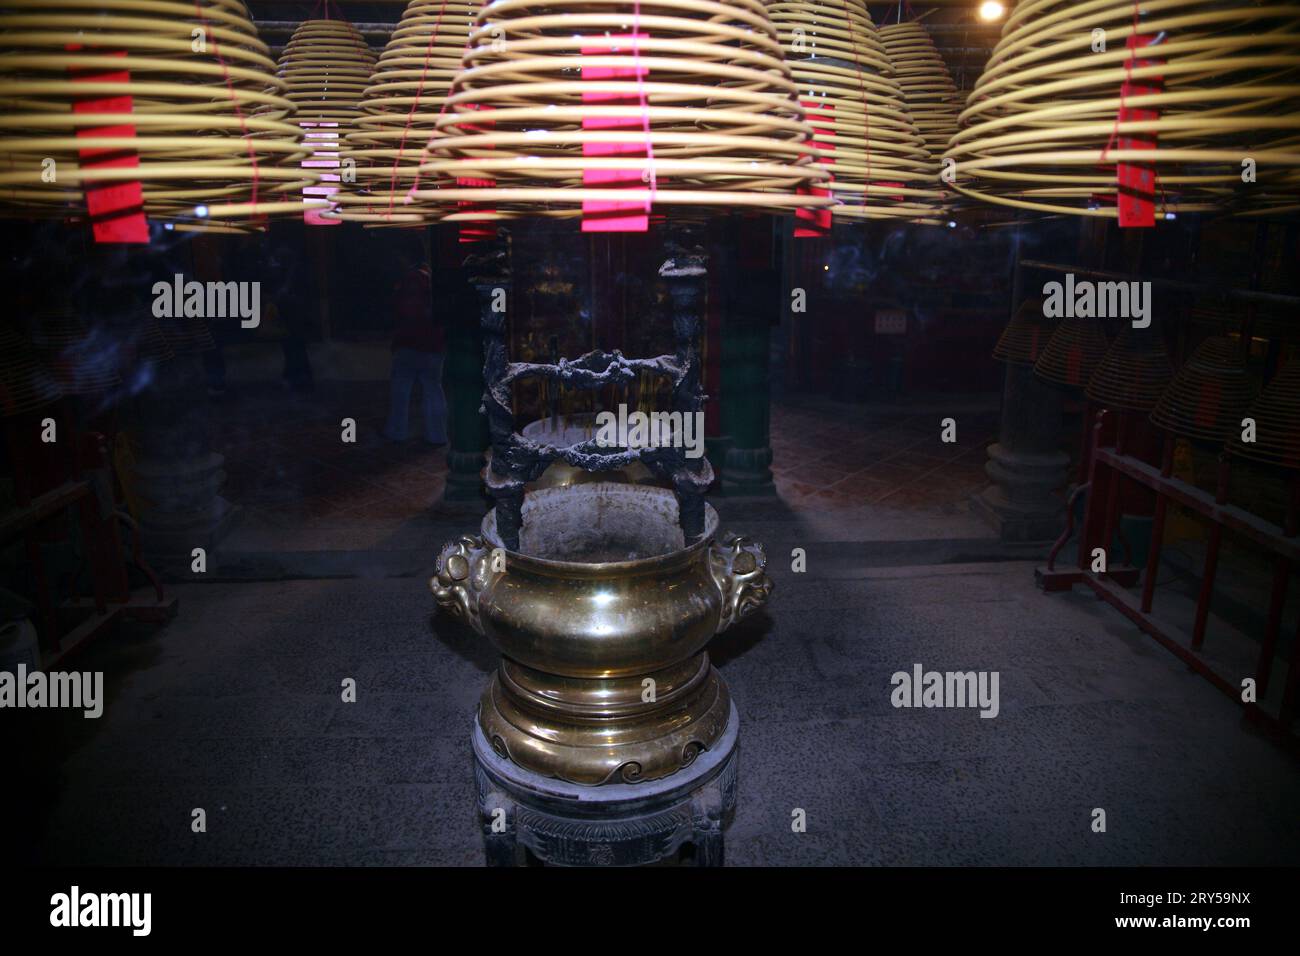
[15,383,1298,867]
[23,560,1300,866]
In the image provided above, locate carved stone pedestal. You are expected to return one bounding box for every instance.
[472,700,739,867]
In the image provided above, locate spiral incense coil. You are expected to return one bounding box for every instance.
[330,0,477,224]
[411,0,832,221]
[273,19,377,124]
[1034,315,1109,387]
[770,1,946,222]
[30,307,123,394]
[0,325,63,416]
[265,18,377,222]
[0,0,326,227]
[1151,335,1258,442]
[1086,325,1174,411]
[992,297,1053,364]
[878,22,963,161]
[1231,355,1300,467]
[944,0,1300,219]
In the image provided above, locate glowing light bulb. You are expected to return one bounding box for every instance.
[978,0,1005,22]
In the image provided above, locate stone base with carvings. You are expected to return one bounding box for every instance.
[472,700,739,867]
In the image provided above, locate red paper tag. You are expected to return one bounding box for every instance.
[795,100,835,238]
[873,180,906,203]
[1115,33,1164,228]
[68,48,148,243]
[580,34,651,233]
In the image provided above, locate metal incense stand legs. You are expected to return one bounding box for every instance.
[432,226,771,866]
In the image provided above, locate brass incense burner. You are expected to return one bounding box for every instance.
[433,228,770,787]
[432,482,770,785]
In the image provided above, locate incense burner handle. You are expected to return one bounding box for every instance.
[707,533,773,634]
[431,535,501,635]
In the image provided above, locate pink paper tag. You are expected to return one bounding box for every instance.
[301,122,341,226]
[581,33,651,233]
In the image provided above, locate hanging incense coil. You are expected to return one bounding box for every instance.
[273,20,377,124]
[992,297,1053,364]
[264,18,378,222]
[30,307,123,394]
[1086,325,1174,411]
[1231,355,1300,467]
[412,0,833,222]
[331,0,478,225]
[0,0,326,227]
[1033,315,1109,387]
[1150,335,1258,442]
[944,0,1300,219]
[878,22,963,162]
[0,325,63,415]
[769,1,946,222]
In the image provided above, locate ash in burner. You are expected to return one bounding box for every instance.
[506,483,709,562]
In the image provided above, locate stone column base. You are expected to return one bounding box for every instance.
[972,443,1069,542]
[441,450,487,504]
[719,446,776,497]
[133,452,240,565]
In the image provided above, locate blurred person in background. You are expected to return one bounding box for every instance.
[382,239,446,445]
[264,239,315,394]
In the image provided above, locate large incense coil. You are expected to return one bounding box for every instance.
[0,0,325,226]
[273,19,377,123]
[1151,335,1258,442]
[1086,325,1174,411]
[1232,356,1300,467]
[878,22,963,161]
[0,325,63,415]
[992,297,1053,364]
[412,0,833,220]
[265,18,378,222]
[1034,315,1109,387]
[30,307,123,394]
[770,1,946,222]
[944,0,1300,219]
[331,0,477,224]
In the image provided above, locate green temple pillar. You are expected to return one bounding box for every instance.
[718,216,777,496]
[436,244,489,505]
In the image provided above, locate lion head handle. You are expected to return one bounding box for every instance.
[707,533,773,634]
[430,535,501,635]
